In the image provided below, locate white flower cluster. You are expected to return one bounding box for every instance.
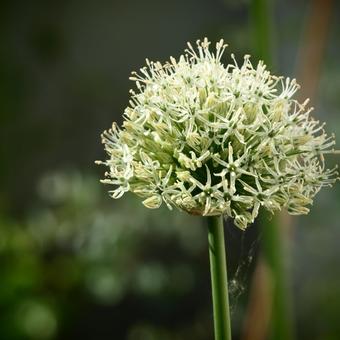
[97,38,339,229]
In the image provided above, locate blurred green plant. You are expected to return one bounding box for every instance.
[0,170,213,340]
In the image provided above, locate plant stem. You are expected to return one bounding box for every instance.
[249,1,294,339]
[260,212,294,340]
[250,0,275,68]
[207,215,232,340]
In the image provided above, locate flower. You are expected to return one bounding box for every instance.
[97,38,339,230]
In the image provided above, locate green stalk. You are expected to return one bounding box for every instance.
[250,1,294,339]
[260,212,293,340]
[250,0,275,68]
[207,215,232,340]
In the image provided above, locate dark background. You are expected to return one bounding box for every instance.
[0,1,339,339]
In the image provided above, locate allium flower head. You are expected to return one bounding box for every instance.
[97,38,339,229]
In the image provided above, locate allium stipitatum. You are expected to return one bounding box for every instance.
[97,38,339,230]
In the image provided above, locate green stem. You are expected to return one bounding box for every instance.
[250,1,294,339]
[260,212,294,340]
[207,215,232,340]
[250,0,275,68]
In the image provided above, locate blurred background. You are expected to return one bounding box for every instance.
[0,0,339,339]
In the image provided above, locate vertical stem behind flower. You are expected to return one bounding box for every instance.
[244,1,295,340]
[207,215,232,340]
[249,0,275,68]
[260,212,294,340]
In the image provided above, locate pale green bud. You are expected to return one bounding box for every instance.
[142,195,162,209]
